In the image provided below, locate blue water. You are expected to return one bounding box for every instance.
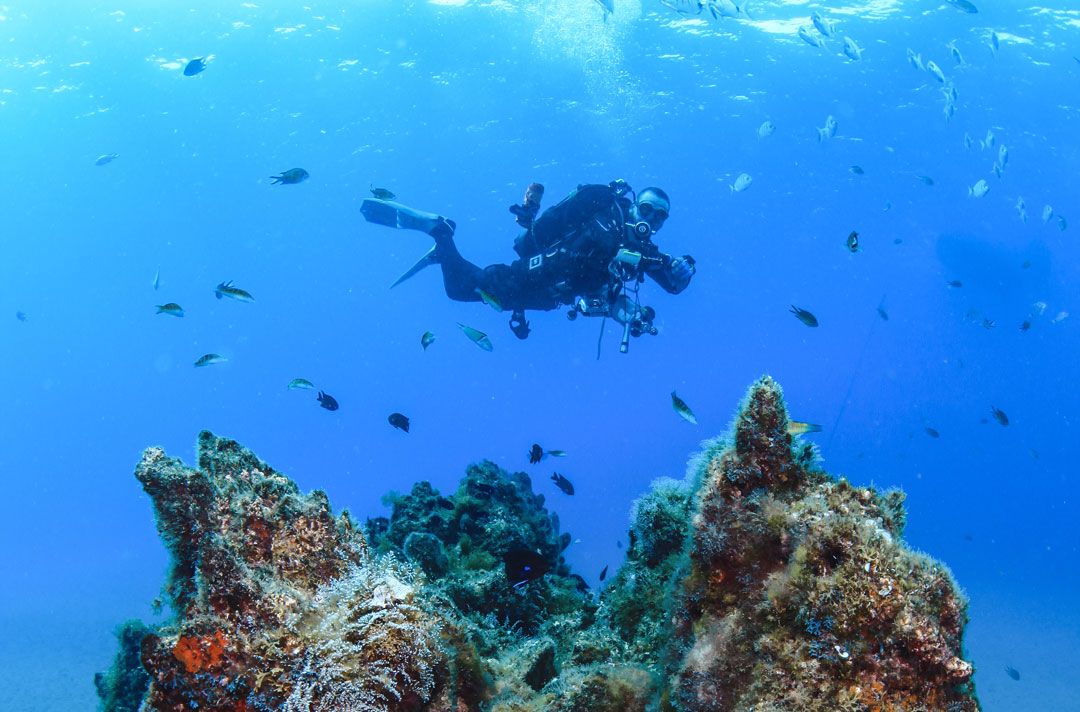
[1,1,1077,709]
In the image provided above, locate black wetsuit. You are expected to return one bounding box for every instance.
[431,183,691,312]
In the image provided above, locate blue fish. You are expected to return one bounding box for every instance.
[183,57,207,76]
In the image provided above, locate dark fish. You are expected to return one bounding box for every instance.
[421,331,436,350]
[599,565,609,582]
[946,0,978,13]
[846,230,859,253]
[183,57,207,76]
[893,238,903,245]
[317,391,339,411]
[789,305,819,327]
[551,472,575,495]
[503,549,550,588]
[1004,665,1020,681]
[849,165,865,175]
[1019,320,1031,332]
[947,280,963,288]
[155,303,184,317]
[917,175,935,186]
[990,406,1009,426]
[925,427,940,439]
[370,184,396,200]
[529,443,543,464]
[15,311,27,322]
[215,281,254,302]
[981,318,995,329]
[270,168,309,185]
[194,353,227,367]
[388,412,410,432]
[877,306,889,321]
[1021,260,1032,269]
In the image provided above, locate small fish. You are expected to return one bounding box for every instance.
[599,565,609,582]
[917,174,935,186]
[969,179,989,198]
[1019,320,1031,332]
[906,48,925,71]
[183,57,207,76]
[810,12,835,37]
[1016,196,1027,223]
[849,165,865,175]
[475,288,503,312]
[789,305,819,327]
[842,36,863,61]
[998,144,1009,168]
[924,427,940,439]
[846,230,859,253]
[529,443,544,464]
[421,331,436,350]
[942,100,956,123]
[94,153,119,166]
[730,173,753,193]
[1058,215,1068,232]
[388,412,410,433]
[155,303,184,317]
[925,60,947,84]
[288,378,315,390]
[990,30,1000,54]
[317,391,339,411]
[504,549,550,588]
[981,129,995,150]
[15,311,27,322]
[671,390,698,425]
[946,0,978,13]
[152,268,160,290]
[270,168,309,185]
[877,305,889,321]
[798,26,825,49]
[947,280,963,288]
[457,322,493,351]
[194,353,227,367]
[817,115,838,142]
[883,201,892,212]
[981,318,995,329]
[547,449,567,458]
[1051,310,1069,324]
[757,120,775,138]
[963,133,974,150]
[369,184,396,200]
[991,162,1003,180]
[948,41,964,65]
[1042,205,1054,224]
[1004,665,1020,681]
[786,421,822,436]
[215,281,254,302]
[990,406,1009,426]
[1031,301,1047,316]
[551,472,575,496]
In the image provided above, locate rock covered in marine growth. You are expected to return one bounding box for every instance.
[101,379,979,712]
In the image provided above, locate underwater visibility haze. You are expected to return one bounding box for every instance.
[1,0,1079,709]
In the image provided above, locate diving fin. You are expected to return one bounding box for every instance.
[391,245,440,288]
[361,198,444,235]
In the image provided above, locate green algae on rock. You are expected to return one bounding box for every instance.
[99,379,979,711]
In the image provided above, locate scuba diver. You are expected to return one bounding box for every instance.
[360,180,696,351]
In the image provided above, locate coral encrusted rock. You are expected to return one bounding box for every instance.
[101,379,979,712]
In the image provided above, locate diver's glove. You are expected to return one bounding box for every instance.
[669,255,696,291]
[509,310,531,340]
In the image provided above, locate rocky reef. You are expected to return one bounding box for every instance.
[100,377,980,711]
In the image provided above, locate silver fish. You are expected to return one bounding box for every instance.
[798,26,825,49]
[152,267,160,291]
[757,119,775,138]
[998,144,1009,168]
[1042,205,1054,224]
[457,322,493,351]
[1016,197,1027,223]
[671,391,698,425]
[288,378,316,390]
[817,114,838,142]
[969,179,989,198]
[810,11,835,37]
[981,128,995,150]
[926,60,947,84]
[730,173,753,193]
[842,36,863,61]
[906,48,925,71]
[194,353,227,367]
[948,41,964,65]
[95,153,119,166]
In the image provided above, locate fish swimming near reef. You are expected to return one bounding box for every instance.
[504,549,550,589]
[529,444,566,463]
[194,353,227,367]
[730,173,752,193]
[370,184,396,200]
[789,305,819,327]
[270,168,309,185]
[671,391,698,425]
[457,322,493,351]
[846,231,860,253]
[599,565,608,582]
[183,57,207,76]
[421,331,436,350]
[95,153,119,166]
[551,472,575,496]
[990,406,1009,426]
[388,412,410,432]
[287,378,315,390]
[215,281,254,302]
[317,391,339,411]
[155,303,184,317]
[786,421,822,436]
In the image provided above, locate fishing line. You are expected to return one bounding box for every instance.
[825,297,883,453]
